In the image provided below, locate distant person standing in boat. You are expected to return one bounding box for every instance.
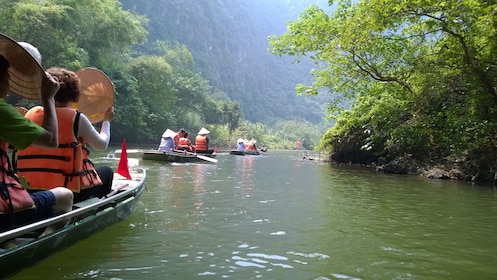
[17,67,114,203]
[173,128,186,150]
[158,129,175,152]
[195,127,210,152]
[0,35,73,232]
[177,131,196,153]
[236,138,245,151]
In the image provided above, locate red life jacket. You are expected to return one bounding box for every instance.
[16,107,102,193]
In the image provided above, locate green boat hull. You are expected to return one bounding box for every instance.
[0,170,147,278]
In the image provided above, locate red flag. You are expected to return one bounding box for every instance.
[117,138,132,179]
[214,145,219,154]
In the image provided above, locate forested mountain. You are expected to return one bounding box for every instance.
[119,0,331,125]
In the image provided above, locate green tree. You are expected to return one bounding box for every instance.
[0,0,147,69]
[126,55,175,140]
[269,0,497,165]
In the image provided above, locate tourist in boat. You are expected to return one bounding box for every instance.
[0,35,73,233]
[177,131,196,153]
[194,127,210,152]
[158,129,175,152]
[236,138,245,151]
[173,128,186,150]
[17,67,114,203]
[245,139,259,152]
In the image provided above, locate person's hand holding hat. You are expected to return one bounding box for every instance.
[41,71,60,101]
[103,106,114,122]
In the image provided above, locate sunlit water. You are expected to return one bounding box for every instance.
[11,150,497,279]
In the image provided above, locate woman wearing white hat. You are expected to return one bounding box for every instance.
[0,33,73,233]
[158,129,175,152]
[236,138,245,151]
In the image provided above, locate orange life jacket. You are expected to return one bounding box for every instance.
[16,107,102,193]
[178,137,189,147]
[174,133,182,148]
[246,142,256,151]
[195,135,208,151]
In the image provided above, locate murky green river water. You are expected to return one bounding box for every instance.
[11,150,497,279]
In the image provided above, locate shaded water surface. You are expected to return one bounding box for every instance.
[12,150,497,279]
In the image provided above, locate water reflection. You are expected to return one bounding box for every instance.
[11,151,497,280]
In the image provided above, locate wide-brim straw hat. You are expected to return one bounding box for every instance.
[162,129,176,138]
[75,67,114,123]
[0,33,46,100]
[198,127,210,135]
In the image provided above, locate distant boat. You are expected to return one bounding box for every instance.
[142,150,217,163]
[229,150,260,156]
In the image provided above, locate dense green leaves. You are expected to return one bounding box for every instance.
[271,0,497,166]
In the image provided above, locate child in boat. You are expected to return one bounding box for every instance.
[0,34,73,233]
[177,131,196,153]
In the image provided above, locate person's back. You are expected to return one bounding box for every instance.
[17,67,114,203]
[159,129,175,152]
[178,131,196,153]
[159,137,174,152]
[237,141,245,151]
[245,142,255,151]
[195,128,210,151]
[195,134,208,151]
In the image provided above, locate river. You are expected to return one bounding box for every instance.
[11,150,497,279]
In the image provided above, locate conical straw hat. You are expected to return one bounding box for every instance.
[75,67,114,123]
[0,33,46,100]
[198,127,210,135]
[162,129,176,138]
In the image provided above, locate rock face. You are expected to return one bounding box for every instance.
[329,150,496,186]
[328,133,497,185]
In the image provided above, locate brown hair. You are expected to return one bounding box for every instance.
[47,67,80,103]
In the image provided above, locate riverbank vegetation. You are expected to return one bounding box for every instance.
[0,0,327,151]
[269,0,497,184]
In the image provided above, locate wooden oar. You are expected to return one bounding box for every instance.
[175,149,218,163]
[195,154,218,163]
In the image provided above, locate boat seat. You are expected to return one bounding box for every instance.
[73,197,100,209]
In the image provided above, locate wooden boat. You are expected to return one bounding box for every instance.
[142,150,217,163]
[229,150,260,156]
[195,149,217,157]
[0,169,147,278]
